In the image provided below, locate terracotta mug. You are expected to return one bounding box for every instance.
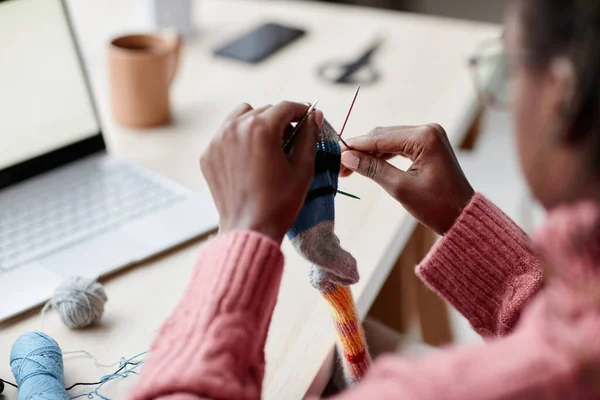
[109,32,181,128]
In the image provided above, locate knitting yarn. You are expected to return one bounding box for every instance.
[287,119,371,386]
[287,120,359,290]
[10,332,68,399]
[48,276,108,329]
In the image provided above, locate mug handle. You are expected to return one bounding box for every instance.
[163,31,182,85]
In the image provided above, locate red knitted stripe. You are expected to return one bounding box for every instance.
[344,349,367,364]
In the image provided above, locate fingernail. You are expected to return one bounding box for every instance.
[341,152,360,171]
[314,110,324,128]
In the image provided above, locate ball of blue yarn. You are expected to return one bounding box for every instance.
[10,332,68,399]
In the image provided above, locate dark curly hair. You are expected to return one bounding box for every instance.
[515,0,600,165]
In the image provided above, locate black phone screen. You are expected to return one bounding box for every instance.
[214,23,306,64]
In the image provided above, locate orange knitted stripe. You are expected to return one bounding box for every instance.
[322,285,357,323]
[321,285,371,383]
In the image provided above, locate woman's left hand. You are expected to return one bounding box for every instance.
[201,101,324,244]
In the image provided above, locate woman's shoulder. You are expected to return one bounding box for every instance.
[533,200,600,289]
[525,200,600,358]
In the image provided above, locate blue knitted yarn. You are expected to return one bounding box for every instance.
[288,171,336,238]
[287,120,341,240]
[287,120,358,289]
[10,332,68,400]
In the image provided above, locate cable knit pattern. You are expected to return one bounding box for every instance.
[128,197,600,400]
[129,231,284,400]
[417,193,544,336]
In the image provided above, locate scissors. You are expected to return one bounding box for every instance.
[318,37,383,85]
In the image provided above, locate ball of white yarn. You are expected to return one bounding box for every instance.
[50,276,108,329]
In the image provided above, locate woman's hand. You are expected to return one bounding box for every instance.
[340,124,474,235]
[201,102,324,244]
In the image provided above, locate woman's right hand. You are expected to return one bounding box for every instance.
[340,124,474,235]
[201,102,322,244]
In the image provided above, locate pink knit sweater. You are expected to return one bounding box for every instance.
[129,194,600,399]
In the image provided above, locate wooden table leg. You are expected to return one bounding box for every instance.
[368,224,453,346]
[413,225,453,346]
[460,107,484,150]
[367,227,422,336]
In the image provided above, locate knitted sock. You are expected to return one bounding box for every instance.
[288,120,359,289]
[288,120,371,385]
[323,284,371,384]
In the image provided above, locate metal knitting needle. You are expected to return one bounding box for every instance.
[282,99,320,152]
[338,85,361,149]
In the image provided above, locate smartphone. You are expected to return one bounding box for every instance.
[214,23,306,64]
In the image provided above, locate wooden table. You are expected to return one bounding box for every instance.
[0,1,498,398]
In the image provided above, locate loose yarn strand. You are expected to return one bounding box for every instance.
[68,351,147,400]
[63,350,125,369]
[0,378,18,388]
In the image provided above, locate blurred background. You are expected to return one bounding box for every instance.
[315,0,505,22]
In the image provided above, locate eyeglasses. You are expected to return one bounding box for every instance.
[469,38,511,108]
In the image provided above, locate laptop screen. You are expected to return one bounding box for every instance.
[0,0,103,188]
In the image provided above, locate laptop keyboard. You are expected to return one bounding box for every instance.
[0,161,185,272]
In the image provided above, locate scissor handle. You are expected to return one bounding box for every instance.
[351,38,384,67]
[318,61,380,85]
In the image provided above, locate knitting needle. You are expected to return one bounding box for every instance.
[282,99,320,152]
[335,86,362,200]
[337,189,361,200]
[279,99,360,200]
[338,85,361,149]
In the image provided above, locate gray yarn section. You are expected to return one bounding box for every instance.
[50,276,108,329]
[321,119,339,143]
[290,222,359,290]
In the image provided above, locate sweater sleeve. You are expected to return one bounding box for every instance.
[325,327,588,400]
[128,230,284,400]
[416,194,543,337]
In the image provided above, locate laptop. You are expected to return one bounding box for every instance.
[0,0,219,321]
